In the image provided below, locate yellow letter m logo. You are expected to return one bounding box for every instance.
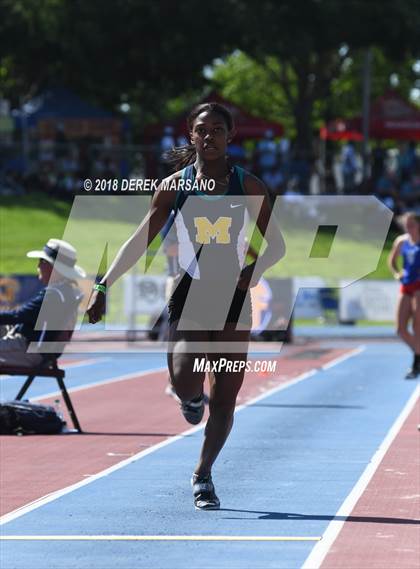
[194,216,232,244]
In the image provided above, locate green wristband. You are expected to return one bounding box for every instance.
[93,283,107,294]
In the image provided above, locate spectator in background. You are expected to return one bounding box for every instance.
[130,152,146,180]
[398,171,420,213]
[103,156,117,180]
[56,170,75,199]
[411,166,420,204]
[261,164,284,203]
[279,137,290,163]
[341,141,357,193]
[55,123,68,159]
[375,170,396,194]
[159,126,176,177]
[176,134,188,147]
[39,163,57,195]
[227,140,246,167]
[78,137,92,178]
[92,152,105,177]
[289,147,311,195]
[371,143,386,183]
[399,141,417,182]
[400,176,416,203]
[0,170,25,196]
[161,126,175,153]
[256,130,278,178]
[374,170,397,210]
[278,137,290,186]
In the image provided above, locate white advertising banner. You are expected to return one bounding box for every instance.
[339,280,399,321]
[123,276,398,323]
[124,275,167,316]
[123,275,294,332]
[293,277,326,319]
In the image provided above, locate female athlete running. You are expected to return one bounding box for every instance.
[87,102,284,509]
[388,212,420,379]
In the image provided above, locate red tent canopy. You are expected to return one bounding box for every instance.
[144,92,284,141]
[321,91,420,141]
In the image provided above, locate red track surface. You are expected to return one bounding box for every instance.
[1,347,350,516]
[321,398,420,569]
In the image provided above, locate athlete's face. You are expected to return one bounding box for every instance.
[190,111,232,160]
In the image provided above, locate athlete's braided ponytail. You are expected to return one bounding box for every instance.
[163,144,197,171]
[163,102,234,172]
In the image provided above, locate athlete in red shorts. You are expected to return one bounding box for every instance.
[388,212,420,378]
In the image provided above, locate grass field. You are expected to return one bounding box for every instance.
[1,194,72,273]
[0,192,397,279]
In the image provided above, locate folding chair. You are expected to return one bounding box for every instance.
[0,314,83,433]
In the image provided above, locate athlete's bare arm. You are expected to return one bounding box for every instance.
[87,173,180,322]
[388,234,405,280]
[237,173,285,289]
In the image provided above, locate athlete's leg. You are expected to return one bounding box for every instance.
[396,293,416,351]
[167,320,209,402]
[412,290,420,357]
[194,324,250,477]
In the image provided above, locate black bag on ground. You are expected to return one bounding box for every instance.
[0,401,65,435]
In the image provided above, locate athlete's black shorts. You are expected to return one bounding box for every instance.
[167,272,252,328]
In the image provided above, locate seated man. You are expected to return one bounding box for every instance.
[0,239,85,367]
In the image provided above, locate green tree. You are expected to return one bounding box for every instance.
[0,0,64,102]
[210,51,294,133]
[231,0,420,157]
[323,47,420,121]
[0,0,236,119]
[209,48,420,138]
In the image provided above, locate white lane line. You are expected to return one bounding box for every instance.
[321,346,365,370]
[0,421,204,525]
[57,358,110,370]
[236,347,365,409]
[0,346,364,526]
[301,384,420,569]
[0,535,321,542]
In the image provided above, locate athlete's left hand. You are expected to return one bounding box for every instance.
[237,262,262,290]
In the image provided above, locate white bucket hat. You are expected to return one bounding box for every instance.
[27,238,86,280]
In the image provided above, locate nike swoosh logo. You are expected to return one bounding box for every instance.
[230,204,242,208]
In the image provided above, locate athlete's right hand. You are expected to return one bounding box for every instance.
[87,290,106,324]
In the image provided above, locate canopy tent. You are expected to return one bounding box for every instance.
[144,92,284,141]
[14,87,122,142]
[321,91,420,141]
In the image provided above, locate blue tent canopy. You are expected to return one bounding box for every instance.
[14,87,114,128]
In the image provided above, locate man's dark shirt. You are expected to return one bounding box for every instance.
[0,281,82,343]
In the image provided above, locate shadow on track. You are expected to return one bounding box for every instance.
[250,404,365,409]
[220,509,420,525]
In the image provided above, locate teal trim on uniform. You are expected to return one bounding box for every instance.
[181,166,192,181]
[194,193,225,201]
[235,165,246,193]
[174,164,247,213]
[173,166,190,211]
[194,165,246,199]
